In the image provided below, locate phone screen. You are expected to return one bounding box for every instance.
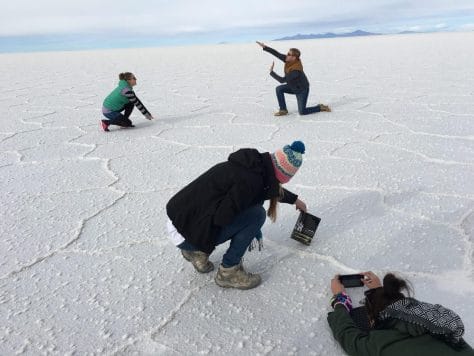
[339,274,364,288]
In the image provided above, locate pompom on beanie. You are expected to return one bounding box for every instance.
[271,141,305,183]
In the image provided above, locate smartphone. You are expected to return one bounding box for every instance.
[339,274,364,288]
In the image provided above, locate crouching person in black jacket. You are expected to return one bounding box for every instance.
[166,141,307,290]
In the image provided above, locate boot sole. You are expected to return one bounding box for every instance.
[214,277,261,290]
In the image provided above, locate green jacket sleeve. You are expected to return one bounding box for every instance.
[327,305,374,356]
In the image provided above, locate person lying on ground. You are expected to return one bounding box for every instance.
[327,271,473,356]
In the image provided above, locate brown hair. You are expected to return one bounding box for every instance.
[365,273,413,324]
[267,184,283,222]
[119,72,134,80]
[289,48,301,58]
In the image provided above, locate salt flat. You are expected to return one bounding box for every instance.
[0,32,473,355]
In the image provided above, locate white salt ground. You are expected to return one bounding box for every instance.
[0,32,473,355]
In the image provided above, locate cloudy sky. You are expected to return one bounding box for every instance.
[2,0,474,47]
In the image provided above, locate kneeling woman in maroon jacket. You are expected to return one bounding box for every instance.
[166,141,307,290]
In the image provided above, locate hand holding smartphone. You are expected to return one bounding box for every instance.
[339,274,365,288]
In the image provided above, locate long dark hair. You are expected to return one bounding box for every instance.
[365,273,413,324]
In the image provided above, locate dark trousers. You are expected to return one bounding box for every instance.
[178,205,266,267]
[276,85,320,115]
[102,103,134,127]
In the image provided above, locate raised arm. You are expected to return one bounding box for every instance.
[256,41,286,62]
[270,70,286,83]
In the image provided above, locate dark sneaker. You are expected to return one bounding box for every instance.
[215,262,262,289]
[101,120,110,132]
[274,109,288,116]
[181,250,214,273]
[319,104,331,112]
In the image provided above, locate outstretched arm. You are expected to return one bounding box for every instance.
[256,41,286,62]
[124,89,153,119]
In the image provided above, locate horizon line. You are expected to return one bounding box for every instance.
[1,28,473,55]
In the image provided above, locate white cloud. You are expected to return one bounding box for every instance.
[1,0,474,36]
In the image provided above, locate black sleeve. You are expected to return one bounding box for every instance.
[270,71,286,83]
[263,46,286,62]
[124,89,151,116]
[280,188,297,204]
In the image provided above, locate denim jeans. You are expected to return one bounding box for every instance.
[102,103,134,126]
[178,205,266,267]
[275,84,320,115]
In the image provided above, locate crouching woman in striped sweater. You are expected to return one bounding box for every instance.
[101,72,154,131]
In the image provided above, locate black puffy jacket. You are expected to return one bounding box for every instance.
[166,149,298,253]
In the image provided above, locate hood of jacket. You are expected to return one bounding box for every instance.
[228,149,281,200]
[378,297,465,347]
[228,148,264,172]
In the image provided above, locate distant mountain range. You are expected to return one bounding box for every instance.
[273,29,421,41]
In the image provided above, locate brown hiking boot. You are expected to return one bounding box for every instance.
[274,109,288,116]
[215,262,262,289]
[319,104,331,112]
[181,250,214,273]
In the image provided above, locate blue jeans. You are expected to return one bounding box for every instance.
[276,84,320,115]
[102,103,134,127]
[178,205,266,267]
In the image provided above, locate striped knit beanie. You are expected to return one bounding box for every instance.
[271,141,305,183]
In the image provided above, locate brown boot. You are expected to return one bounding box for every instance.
[319,104,331,112]
[274,109,288,116]
[215,262,262,289]
[181,250,214,273]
